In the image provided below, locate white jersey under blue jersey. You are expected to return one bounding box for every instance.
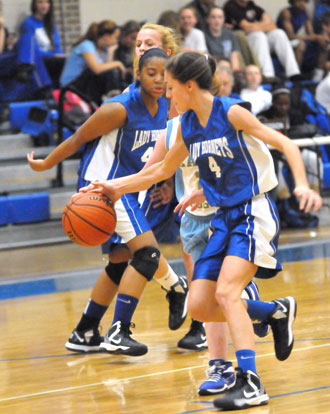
[166,116,218,217]
[181,96,278,208]
[77,86,167,186]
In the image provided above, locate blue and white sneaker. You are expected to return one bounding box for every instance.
[198,360,236,396]
[243,280,271,338]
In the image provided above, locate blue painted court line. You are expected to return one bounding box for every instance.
[1,240,330,300]
[176,385,330,413]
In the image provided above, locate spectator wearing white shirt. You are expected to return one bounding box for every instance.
[240,64,272,115]
[179,7,208,52]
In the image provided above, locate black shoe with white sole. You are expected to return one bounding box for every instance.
[100,321,148,356]
[65,327,104,353]
[267,296,297,361]
[177,320,207,351]
[213,368,269,410]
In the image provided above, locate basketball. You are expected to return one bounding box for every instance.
[62,192,117,246]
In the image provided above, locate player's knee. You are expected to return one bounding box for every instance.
[215,285,232,313]
[130,246,160,281]
[105,261,128,285]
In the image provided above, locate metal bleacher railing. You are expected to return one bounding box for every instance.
[270,136,330,200]
[54,84,98,187]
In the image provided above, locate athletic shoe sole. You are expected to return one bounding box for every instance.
[65,341,103,353]
[100,341,148,357]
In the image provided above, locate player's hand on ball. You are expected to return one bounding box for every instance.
[293,186,323,213]
[79,180,122,203]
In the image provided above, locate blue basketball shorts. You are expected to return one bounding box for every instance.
[193,193,282,282]
[180,211,215,263]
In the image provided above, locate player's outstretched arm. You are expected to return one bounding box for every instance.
[80,126,189,203]
[228,104,323,213]
[27,102,127,172]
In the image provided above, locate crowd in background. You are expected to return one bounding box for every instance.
[2,1,330,104]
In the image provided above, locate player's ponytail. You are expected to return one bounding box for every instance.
[166,51,216,90]
[74,20,118,46]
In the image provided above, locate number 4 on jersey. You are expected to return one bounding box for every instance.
[141,147,154,163]
[208,156,221,177]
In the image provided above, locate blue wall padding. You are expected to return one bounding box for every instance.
[0,192,49,224]
[9,100,46,130]
[0,197,9,225]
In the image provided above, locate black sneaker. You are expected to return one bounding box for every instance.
[177,320,207,351]
[165,275,188,330]
[65,327,104,353]
[213,368,269,410]
[267,296,297,361]
[99,321,148,356]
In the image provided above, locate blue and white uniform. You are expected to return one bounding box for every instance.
[181,96,282,281]
[77,86,167,243]
[17,15,62,88]
[166,115,217,262]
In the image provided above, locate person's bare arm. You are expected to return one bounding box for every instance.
[230,50,241,72]
[240,12,276,33]
[82,52,126,75]
[281,8,319,42]
[27,102,127,171]
[0,17,6,53]
[79,125,189,203]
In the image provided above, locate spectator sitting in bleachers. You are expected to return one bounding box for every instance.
[224,0,300,81]
[240,64,272,115]
[258,85,317,138]
[183,0,215,32]
[204,6,241,71]
[113,20,141,86]
[15,0,64,94]
[258,85,319,229]
[157,9,181,38]
[214,63,241,98]
[179,6,208,52]
[277,0,330,81]
[60,20,127,106]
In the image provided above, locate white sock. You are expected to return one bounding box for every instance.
[155,265,184,292]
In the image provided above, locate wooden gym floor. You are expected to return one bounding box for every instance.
[0,224,329,413]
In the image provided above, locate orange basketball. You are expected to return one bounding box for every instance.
[62,192,117,246]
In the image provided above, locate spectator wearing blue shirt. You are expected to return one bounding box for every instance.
[16,0,63,92]
[60,20,127,105]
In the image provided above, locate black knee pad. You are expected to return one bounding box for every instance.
[105,261,128,285]
[130,246,160,281]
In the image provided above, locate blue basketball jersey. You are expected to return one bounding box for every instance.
[77,86,167,187]
[181,96,278,208]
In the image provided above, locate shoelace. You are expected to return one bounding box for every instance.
[206,364,225,382]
